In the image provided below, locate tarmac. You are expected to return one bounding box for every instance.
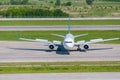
[0,25,120,31]
[0,73,120,80]
[0,41,120,62]
[0,17,120,20]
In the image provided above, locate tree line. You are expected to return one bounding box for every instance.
[0,7,69,18]
[98,0,120,2]
[10,0,29,5]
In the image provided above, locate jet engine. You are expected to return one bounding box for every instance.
[84,45,89,49]
[49,44,55,49]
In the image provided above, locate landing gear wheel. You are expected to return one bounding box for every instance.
[84,45,89,49]
[49,45,54,49]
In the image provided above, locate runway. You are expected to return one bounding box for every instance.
[0,73,120,80]
[0,17,120,20]
[0,41,120,62]
[0,25,120,31]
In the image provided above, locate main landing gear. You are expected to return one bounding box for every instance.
[77,45,81,51]
[57,46,70,55]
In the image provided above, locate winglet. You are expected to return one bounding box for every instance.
[68,17,71,33]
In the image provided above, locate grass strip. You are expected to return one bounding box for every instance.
[0,61,120,74]
[0,20,120,26]
[0,30,119,44]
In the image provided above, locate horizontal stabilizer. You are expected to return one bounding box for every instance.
[74,33,88,38]
[51,34,64,38]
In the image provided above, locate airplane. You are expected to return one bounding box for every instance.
[18,18,119,54]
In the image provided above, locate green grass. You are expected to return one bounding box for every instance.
[0,61,120,74]
[0,30,119,44]
[0,20,120,26]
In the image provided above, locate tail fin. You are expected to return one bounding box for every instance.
[68,17,71,33]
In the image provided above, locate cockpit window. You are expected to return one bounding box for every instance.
[65,41,72,43]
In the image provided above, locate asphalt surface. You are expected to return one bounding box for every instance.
[0,25,120,31]
[0,73,120,80]
[0,17,120,20]
[0,41,120,62]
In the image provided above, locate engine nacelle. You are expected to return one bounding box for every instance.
[49,44,55,49]
[84,45,89,49]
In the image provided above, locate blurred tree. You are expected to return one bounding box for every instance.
[10,0,29,5]
[55,0,60,6]
[22,0,29,4]
[65,1,72,6]
[86,0,94,5]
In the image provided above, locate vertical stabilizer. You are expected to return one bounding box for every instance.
[68,17,71,33]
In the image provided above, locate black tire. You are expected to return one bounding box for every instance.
[84,45,89,49]
[49,45,54,49]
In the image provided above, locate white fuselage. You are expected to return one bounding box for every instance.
[63,33,74,49]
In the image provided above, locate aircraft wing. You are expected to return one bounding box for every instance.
[19,38,62,46]
[75,38,119,45]
[19,38,49,43]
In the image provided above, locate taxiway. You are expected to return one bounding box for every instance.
[0,25,120,31]
[0,73,120,80]
[0,41,120,62]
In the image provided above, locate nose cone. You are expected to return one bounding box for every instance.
[63,34,74,49]
[63,38,74,49]
[64,42,74,49]
[66,43,74,48]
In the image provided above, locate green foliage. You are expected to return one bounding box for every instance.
[99,0,120,2]
[10,0,29,5]
[55,0,61,6]
[86,0,94,5]
[64,1,72,6]
[53,9,68,17]
[0,7,68,18]
[0,0,120,17]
